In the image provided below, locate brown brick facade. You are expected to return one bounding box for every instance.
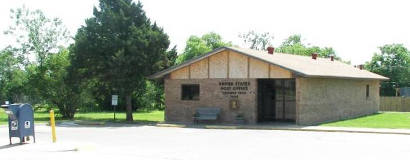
[296,78,380,125]
[164,77,381,125]
[165,78,258,124]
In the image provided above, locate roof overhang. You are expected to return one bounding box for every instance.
[148,46,389,81]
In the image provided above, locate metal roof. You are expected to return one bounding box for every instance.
[149,46,389,80]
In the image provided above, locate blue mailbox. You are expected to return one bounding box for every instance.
[1,103,36,144]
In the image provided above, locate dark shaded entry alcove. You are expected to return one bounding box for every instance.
[257,79,296,122]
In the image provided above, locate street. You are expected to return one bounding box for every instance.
[1,124,409,160]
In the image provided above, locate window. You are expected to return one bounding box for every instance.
[366,85,370,98]
[181,84,200,100]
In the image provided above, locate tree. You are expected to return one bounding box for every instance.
[0,48,27,103]
[3,7,72,112]
[4,6,69,67]
[149,46,178,110]
[70,0,170,121]
[164,46,178,68]
[276,34,340,59]
[238,30,274,50]
[201,32,231,50]
[365,44,410,96]
[176,32,231,64]
[33,48,85,118]
[86,46,177,112]
[281,34,302,46]
[176,36,211,64]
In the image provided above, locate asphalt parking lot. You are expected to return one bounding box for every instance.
[1,123,410,160]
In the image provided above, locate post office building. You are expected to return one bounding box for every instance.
[150,47,388,125]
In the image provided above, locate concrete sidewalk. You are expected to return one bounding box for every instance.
[3,124,410,160]
[156,123,410,135]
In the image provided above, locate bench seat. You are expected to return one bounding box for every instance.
[193,107,221,123]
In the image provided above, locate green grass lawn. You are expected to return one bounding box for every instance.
[4,110,410,129]
[321,112,410,129]
[0,110,164,125]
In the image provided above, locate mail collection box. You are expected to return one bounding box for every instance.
[1,103,36,144]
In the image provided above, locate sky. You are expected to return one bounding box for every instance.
[1,0,410,65]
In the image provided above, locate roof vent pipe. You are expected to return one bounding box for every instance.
[330,56,334,61]
[312,53,318,60]
[358,64,364,70]
[267,47,274,54]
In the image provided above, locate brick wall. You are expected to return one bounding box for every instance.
[164,78,258,124]
[296,78,380,125]
[164,77,381,125]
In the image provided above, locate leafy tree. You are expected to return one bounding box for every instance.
[1,47,82,119]
[70,0,170,121]
[0,49,27,103]
[365,44,410,96]
[4,6,69,67]
[165,46,178,67]
[281,34,302,46]
[3,7,72,110]
[176,32,231,64]
[143,46,178,111]
[176,36,210,64]
[201,32,231,50]
[135,81,165,111]
[238,30,274,50]
[276,34,339,59]
[32,49,85,118]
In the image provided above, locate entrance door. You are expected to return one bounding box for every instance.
[258,79,296,122]
[258,80,276,121]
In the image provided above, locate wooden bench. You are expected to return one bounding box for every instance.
[193,107,221,123]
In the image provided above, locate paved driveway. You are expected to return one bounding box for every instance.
[1,124,410,160]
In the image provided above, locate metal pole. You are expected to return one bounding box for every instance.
[114,105,116,121]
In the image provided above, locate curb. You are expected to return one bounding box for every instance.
[156,123,186,128]
[49,120,106,126]
[205,125,240,129]
[74,120,106,125]
[291,128,410,135]
[156,123,410,135]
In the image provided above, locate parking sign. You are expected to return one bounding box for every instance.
[112,95,118,106]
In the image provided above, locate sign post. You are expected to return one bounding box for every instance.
[112,95,118,120]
